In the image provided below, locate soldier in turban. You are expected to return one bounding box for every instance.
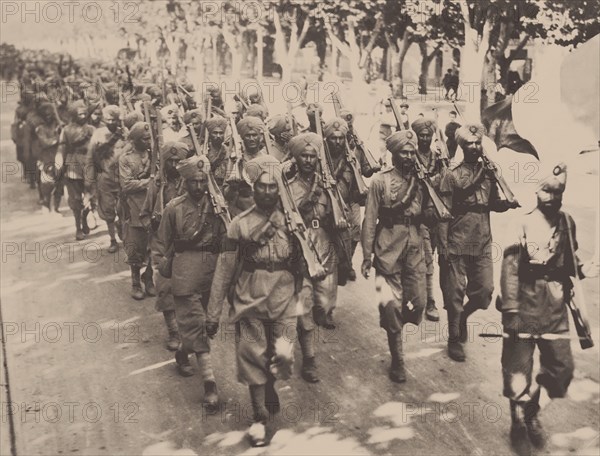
[154,154,227,412]
[203,116,230,187]
[361,129,430,384]
[498,163,598,453]
[438,123,519,362]
[179,109,204,155]
[267,114,294,162]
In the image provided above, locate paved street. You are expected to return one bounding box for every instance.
[1,88,599,456]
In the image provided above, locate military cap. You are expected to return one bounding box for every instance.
[176,154,211,180]
[237,116,264,136]
[411,117,436,135]
[287,132,322,159]
[161,141,190,161]
[386,130,418,153]
[323,117,349,138]
[455,123,484,147]
[129,122,150,142]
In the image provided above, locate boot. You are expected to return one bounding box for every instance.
[312,306,328,328]
[324,310,336,330]
[175,350,194,377]
[301,357,319,383]
[265,376,280,414]
[524,389,545,448]
[107,239,118,254]
[107,222,118,253]
[425,299,440,322]
[348,241,359,281]
[387,331,406,383]
[81,208,90,235]
[447,311,465,362]
[298,326,319,383]
[142,266,156,297]
[130,266,145,300]
[510,400,532,456]
[74,212,85,241]
[52,193,61,213]
[203,380,219,413]
[459,301,477,343]
[163,311,180,351]
[249,385,268,447]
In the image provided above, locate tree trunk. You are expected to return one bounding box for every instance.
[256,26,264,81]
[418,42,443,95]
[397,30,413,99]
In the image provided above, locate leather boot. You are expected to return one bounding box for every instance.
[459,301,477,343]
[249,385,268,447]
[510,400,532,456]
[265,375,280,414]
[298,326,319,383]
[386,331,406,383]
[163,311,180,351]
[301,356,319,383]
[447,311,466,362]
[524,390,545,448]
[203,380,219,413]
[74,211,85,241]
[142,266,156,297]
[130,266,145,300]
[175,350,194,377]
[53,193,61,213]
[425,299,440,321]
[81,207,90,235]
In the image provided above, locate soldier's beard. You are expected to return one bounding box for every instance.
[255,196,277,212]
[538,199,562,217]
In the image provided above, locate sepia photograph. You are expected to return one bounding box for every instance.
[0,1,598,455]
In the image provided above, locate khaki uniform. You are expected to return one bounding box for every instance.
[499,210,579,400]
[34,121,62,208]
[361,167,427,332]
[224,150,267,217]
[289,175,338,330]
[154,193,226,353]
[118,143,151,266]
[207,206,299,385]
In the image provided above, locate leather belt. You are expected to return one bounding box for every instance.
[243,261,290,273]
[173,242,220,254]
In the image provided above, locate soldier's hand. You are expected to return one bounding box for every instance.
[336,219,349,230]
[582,260,599,279]
[361,259,372,279]
[206,321,219,339]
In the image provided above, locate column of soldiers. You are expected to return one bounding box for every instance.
[9,52,598,453]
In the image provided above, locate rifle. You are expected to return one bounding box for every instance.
[117,89,127,131]
[452,102,520,207]
[142,101,160,181]
[234,92,249,114]
[389,97,452,221]
[185,116,232,230]
[51,101,65,128]
[314,110,350,230]
[123,64,135,111]
[286,101,298,136]
[270,161,327,280]
[225,115,243,183]
[564,212,594,349]
[331,93,381,174]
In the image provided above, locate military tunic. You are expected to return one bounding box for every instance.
[361,167,427,332]
[499,210,580,400]
[207,206,298,385]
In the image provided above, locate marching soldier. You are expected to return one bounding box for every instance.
[266,115,293,162]
[161,104,186,142]
[498,163,598,454]
[361,130,430,383]
[34,102,62,214]
[141,141,188,351]
[288,133,338,383]
[245,104,268,122]
[207,155,302,447]
[119,122,156,300]
[180,109,203,156]
[56,100,95,240]
[153,154,227,409]
[438,124,518,362]
[85,105,126,253]
[202,117,230,187]
[411,117,447,322]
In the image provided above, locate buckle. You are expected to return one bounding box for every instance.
[311,219,320,229]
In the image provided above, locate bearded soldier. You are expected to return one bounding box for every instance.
[361,130,430,383]
[207,155,301,447]
[119,121,156,300]
[498,164,598,454]
[438,124,518,362]
[267,115,294,162]
[288,133,338,383]
[202,117,230,187]
[85,105,126,253]
[56,100,95,240]
[411,117,448,322]
[180,109,204,157]
[154,154,227,410]
[141,142,188,352]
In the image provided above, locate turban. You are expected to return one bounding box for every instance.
[176,154,211,180]
[323,117,349,138]
[400,102,409,108]
[205,116,228,132]
[69,100,87,116]
[129,122,150,142]
[245,104,268,120]
[411,117,436,135]
[182,109,203,125]
[537,162,567,194]
[386,130,418,153]
[287,132,322,159]
[455,123,484,147]
[161,141,189,161]
[102,105,120,121]
[244,155,281,185]
[236,116,264,136]
[339,109,353,124]
[160,104,178,118]
[267,115,289,136]
[124,111,143,129]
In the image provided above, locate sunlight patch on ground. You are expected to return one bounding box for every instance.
[550,426,598,448]
[405,348,443,359]
[142,441,197,456]
[427,392,460,403]
[567,378,600,402]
